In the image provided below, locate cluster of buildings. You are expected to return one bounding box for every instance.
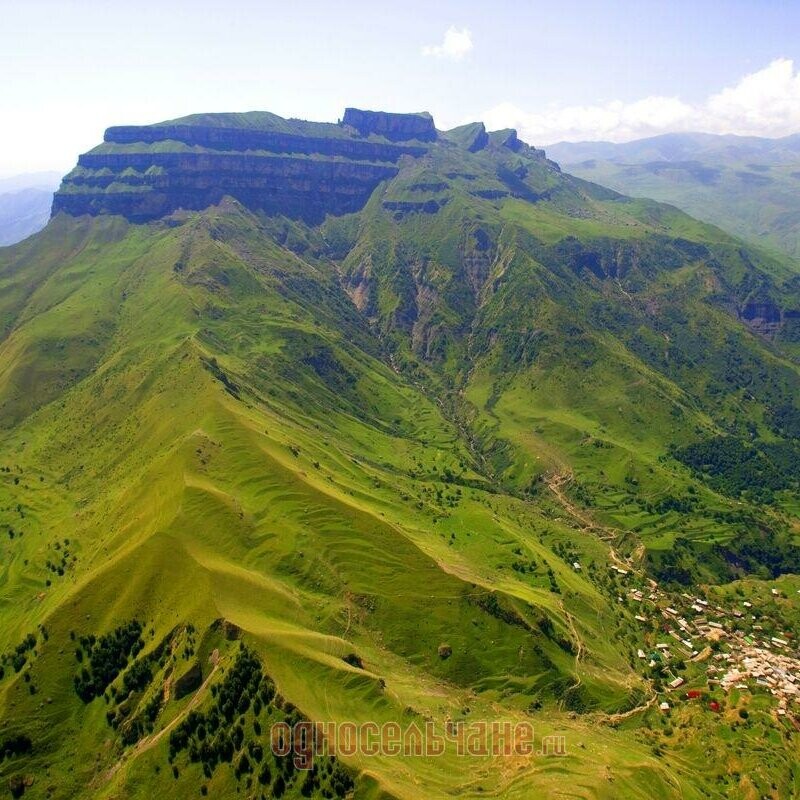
[713,642,800,715]
[614,567,800,718]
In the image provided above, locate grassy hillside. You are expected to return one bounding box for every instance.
[547,132,800,262]
[1,118,800,799]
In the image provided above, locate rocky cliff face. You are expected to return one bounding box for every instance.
[341,108,437,141]
[53,152,400,222]
[52,110,437,223]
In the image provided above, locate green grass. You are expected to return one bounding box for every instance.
[557,145,800,263]
[1,121,800,799]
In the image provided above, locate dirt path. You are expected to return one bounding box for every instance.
[545,471,618,543]
[342,593,353,637]
[544,470,663,723]
[560,602,585,693]
[616,279,634,302]
[545,470,639,575]
[104,652,223,784]
[630,541,646,568]
[596,690,658,724]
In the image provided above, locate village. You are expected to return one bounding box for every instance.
[605,563,800,720]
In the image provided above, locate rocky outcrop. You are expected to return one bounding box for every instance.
[499,129,522,152]
[342,108,437,142]
[382,198,447,217]
[441,122,488,152]
[468,124,489,153]
[54,153,399,222]
[740,300,785,336]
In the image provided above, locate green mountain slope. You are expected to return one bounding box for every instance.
[2,112,800,800]
[547,132,800,262]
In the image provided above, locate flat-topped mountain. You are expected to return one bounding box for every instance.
[51,109,550,222]
[340,107,437,140]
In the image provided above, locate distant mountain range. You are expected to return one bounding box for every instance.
[0,171,61,246]
[548,132,800,261]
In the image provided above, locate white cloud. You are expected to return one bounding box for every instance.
[422,26,473,61]
[482,58,800,144]
[705,58,800,134]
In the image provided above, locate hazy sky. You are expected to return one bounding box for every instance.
[2,0,800,175]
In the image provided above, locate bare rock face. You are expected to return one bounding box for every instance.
[467,123,489,152]
[53,152,400,223]
[740,300,784,336]
[500,129,522,152]
[342,108,437,142]
[52,109,438,223]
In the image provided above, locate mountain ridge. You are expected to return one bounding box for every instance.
[51,109,554,223]
[0,173,61,247]
[548,131,800,261]
[547,130,800,163]
[2,109,800,799]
